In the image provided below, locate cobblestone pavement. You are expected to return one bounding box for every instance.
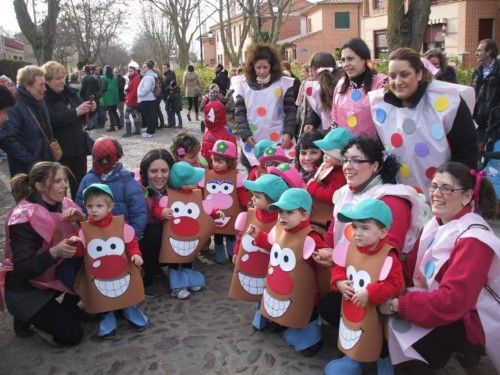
[0,113,497,374]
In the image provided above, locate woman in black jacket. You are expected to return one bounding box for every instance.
[42,61,96,198]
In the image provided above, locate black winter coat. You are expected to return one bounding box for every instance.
[234,76,298,142]
[79,73,100,101]
[471,59,500,129]
[167,86,183,112]
[162,70,177,99]
[0,86,53,176]
[44,85,89,159]
[213,69,230,95]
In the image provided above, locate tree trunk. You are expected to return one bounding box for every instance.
[386,0,431,53]
[177,40,190,69]
[13,0,61,65]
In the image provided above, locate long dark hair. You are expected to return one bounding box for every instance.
[139,149,175,189]
[339,37,376,95]
[294,130,324,172]
[243,44,282,84]
[436,162,496,219]
[309,52,341,112]
[341,137,400,184]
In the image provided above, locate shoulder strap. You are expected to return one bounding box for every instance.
[26,106,52,145]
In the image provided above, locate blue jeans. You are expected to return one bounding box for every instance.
[124,105,142,134]
[167,107,182,127]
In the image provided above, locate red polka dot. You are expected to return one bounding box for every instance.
[413,185,423,194]
[426,167,437,180]
[305,86,313,96]
[391,133,403,148]
[270,132,280,141]
[287,150,296,158]
[344,224,353,241]
[257,107,267,117]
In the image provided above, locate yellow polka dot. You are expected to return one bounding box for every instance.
[347,115,358,128]
[274,87,283,97]
[434,96,449,112]
[400,164,411,178]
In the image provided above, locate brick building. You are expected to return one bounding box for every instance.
[361,0,500,67]
[0,36,25,61]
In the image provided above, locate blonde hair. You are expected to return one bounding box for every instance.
[84,191,114,207]
[41,61,66,82]
[16,65,45,87]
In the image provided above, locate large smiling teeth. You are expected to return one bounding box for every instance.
[339,317,362,350]
[263,288,290,318]
[238,273,265,295]
[94,274,130,298]
[169,238,199,256]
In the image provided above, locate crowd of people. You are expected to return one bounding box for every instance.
[0,37,499,374]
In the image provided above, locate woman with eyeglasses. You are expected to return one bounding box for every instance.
[316,137,426,331]
[369,47,478,194]
[379,161,499,372]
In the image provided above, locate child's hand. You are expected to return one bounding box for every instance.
[312,248,333,267]
[131,254,143,267]
[336,280,355,300]
[65,236,81,246]
[232,254,237,264]
[352,288,369,308]
[246,224,259,238]
[215,210,225,218]
[162,207,173,220]
[62,207,85,222]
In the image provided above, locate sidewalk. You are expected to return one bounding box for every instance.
[0,112,497,374]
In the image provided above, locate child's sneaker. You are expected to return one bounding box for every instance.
[171,288,191,299]
[190,286,202,292]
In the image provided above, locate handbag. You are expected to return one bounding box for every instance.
[27,107,63,161]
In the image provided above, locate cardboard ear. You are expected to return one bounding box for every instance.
[159,196,169,208]
[236,173,244,188]
[78,229,86,246]
[234,212,247,231]
[332,243,348,267]
[123,224,135,243]
[202,199,213,215]
[198,176,205,188]
[303,236,316,259]
[379,256,393,281]
[267,226,276,244]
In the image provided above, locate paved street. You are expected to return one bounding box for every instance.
[0,113,497,374]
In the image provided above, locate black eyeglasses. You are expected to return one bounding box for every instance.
[341,158,371,166]
[428,183,465,196]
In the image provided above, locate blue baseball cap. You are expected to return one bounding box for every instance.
[83,183,114,201]
[253,139,274,159]
[168,161,205,189]
[243,174,288,203]
[313,128,353,159]
[337,198,393,228]
[268,188,312,213]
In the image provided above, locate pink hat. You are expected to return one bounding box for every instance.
[267,163,304,188]
[258,145,291,165]
[212,140,237,160]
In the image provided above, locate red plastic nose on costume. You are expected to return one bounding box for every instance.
[267,266,293,295]
[171,217,200,236]
[239,251,270,277]
[343,299,366,323]
[91,255,127,279]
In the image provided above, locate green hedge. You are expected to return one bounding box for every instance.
[0,59,31,81]
[174,66,216,95]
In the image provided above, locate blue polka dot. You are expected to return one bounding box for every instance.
[277,106,284,117]
[351,89,362,102]
[244,143,254,153]
[375,108,386,124]
[431,124,445,140]
[424,260,435,279]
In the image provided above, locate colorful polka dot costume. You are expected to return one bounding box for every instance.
[232,75,294,166]
[369,80,461,195]
[304,80,333,130]
[331,74,387,138]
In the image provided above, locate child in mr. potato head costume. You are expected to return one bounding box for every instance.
[248,188,329,356]
[326,198,404,374]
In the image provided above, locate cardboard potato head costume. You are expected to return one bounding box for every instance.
[229,174,288,302]
[248,140,291,180]
[326,199,398,374]
[200,140,242,236]
[74,184,148,336]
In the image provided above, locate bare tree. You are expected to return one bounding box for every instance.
[135,2,176,67]
[59,0,127,65]
[386,0,431,52]
[13,0,61,64]
[147,0,216,68]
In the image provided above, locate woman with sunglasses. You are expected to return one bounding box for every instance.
[316,137,426,333]
[380,161,499,372]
